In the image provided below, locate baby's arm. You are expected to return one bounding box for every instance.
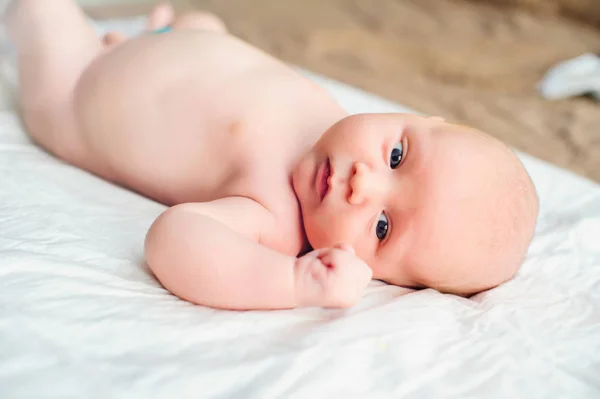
[145,197,296,310]
[144,197,372,310]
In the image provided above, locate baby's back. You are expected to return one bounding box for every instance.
[74,30,344,207]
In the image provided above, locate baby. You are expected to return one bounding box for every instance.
[4,1,539,310]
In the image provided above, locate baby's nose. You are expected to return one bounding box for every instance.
[348,162,384,205]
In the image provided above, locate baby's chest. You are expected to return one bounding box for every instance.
[207,116,299,178]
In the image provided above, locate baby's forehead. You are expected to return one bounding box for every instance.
[428,125,507,167]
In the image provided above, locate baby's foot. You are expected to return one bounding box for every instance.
[146,2,175,32]
[147,2,227,34]
[101,2,174,48]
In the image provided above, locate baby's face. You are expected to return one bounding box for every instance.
[293,113,517,292]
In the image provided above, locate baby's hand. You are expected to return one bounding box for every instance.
[294,244,373,308]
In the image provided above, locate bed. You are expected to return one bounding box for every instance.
[0,17,599,399]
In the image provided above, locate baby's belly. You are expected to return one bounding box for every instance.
[72,31,321,204]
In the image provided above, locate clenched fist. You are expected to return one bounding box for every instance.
[294,244,373,308]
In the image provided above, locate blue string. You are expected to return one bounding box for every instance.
[152,26,173,35]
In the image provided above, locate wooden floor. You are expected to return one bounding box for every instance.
[88,0,600,182]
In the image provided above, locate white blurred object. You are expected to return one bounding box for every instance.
[539,53,600,100]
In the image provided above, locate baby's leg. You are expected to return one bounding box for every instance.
[6,0,104,167]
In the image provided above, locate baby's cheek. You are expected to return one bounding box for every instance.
[323,214,360,248]
[306,221,336,249]
[305,211,339,248]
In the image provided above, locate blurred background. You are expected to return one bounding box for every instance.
[83,0,600,182]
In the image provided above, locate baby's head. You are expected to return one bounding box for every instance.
[293,113,539,296]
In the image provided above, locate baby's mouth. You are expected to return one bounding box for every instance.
[317,157,331,202]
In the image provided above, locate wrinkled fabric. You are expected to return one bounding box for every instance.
[0,18,598,399]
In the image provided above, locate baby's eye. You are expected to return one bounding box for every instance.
[376,213,389,241]
[390,142,404,169]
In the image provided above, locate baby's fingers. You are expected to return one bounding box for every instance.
[319,248,354,269]
[318,250,335,268]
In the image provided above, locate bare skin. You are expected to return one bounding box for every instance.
[5,1,538,310]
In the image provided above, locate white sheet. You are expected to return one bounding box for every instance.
[1,18,599,399]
